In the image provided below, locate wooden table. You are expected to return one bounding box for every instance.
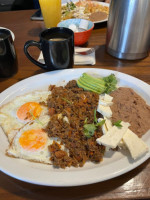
[0,10,150,200]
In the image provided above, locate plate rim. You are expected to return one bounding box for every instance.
[0,68,150,187]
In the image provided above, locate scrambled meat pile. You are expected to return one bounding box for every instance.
[46,80,105,168]
[110,87,150,137]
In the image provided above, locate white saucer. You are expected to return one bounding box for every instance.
[0,27,15,41]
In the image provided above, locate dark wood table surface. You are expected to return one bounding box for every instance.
[0,10,150,200]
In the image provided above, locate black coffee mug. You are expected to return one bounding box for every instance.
[24,27,74,71]
[0,29,18,78]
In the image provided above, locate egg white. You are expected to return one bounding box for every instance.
[0,91,51,142]
[6,117,66,165]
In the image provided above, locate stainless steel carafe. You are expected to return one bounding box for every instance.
[106,0,150,60]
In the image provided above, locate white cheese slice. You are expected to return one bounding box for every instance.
[104,117,113,131]
[103,94,113,102]
[123,129,149,160]
[97,105,112,118]
[99,94,113,106]
[98,117,113,151]
[99,100,113,106]
[98,117,113,135]
[118,139,127,150]
[96,122,130,149]
[98,118,107,135]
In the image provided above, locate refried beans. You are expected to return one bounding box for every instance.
[110,87,150,137]
[46,80,105,168]
[89,11,108,22]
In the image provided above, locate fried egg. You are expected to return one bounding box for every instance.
[0,91,51,142]
[6,118,66,164]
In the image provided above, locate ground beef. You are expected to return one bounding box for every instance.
[49,141,72,168]
[46,80,105,168]
[110,87,150,137]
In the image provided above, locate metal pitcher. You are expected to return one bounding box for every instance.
[106,0,150,60]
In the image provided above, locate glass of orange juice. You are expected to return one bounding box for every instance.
[39,0,61,28]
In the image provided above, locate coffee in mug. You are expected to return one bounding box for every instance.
[24,27,74,71]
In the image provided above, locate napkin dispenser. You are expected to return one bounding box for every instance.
[106,0,150,60]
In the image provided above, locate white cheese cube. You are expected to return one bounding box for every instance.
[123,129,149,160]
[97,105,112,118]
[99,100,113,106]
[99,94,113,106]
[103,94,113,102]
[96,122,130,149]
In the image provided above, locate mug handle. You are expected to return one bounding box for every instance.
[24,40,47,70]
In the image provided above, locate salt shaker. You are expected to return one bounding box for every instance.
[106,0,150,60]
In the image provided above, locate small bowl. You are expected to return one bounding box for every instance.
[57,18,94,46]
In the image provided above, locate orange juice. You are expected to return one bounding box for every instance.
[39,0,61,28]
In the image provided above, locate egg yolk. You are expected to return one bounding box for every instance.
[17,102,42,121]
[19,129,47,151]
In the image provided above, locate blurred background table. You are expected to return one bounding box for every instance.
[0,10,150,200]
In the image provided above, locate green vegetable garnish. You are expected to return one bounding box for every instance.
[77,73,117,94]
[83,123,97,138]
[94,109,97,123]
[103,74,117,94]
[96,119,105,127]
[83,110,105,138]
[29,111,44,126]
[70,1,76,9]
[66,1,76,11]
[113,120,122,128]
[61,97,72,104]
[84,117,88,124]
[64,10,69,15]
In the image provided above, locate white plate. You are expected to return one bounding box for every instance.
[0,27,15,41]
[0,68,150,187]
[61,1,109,24]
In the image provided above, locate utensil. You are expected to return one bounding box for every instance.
[106,0,150,60]
[24,27,74,71]
[0,28,18,78]
[75,46,99,55]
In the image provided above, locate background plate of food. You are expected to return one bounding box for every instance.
[0,68,149,187]
[61,0,110,23]
[32,1,110,24]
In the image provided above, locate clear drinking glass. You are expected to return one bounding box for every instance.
[39,0,61,28]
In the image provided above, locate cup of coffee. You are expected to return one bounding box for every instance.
[0,29,18,78]
[24,27,74,71]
